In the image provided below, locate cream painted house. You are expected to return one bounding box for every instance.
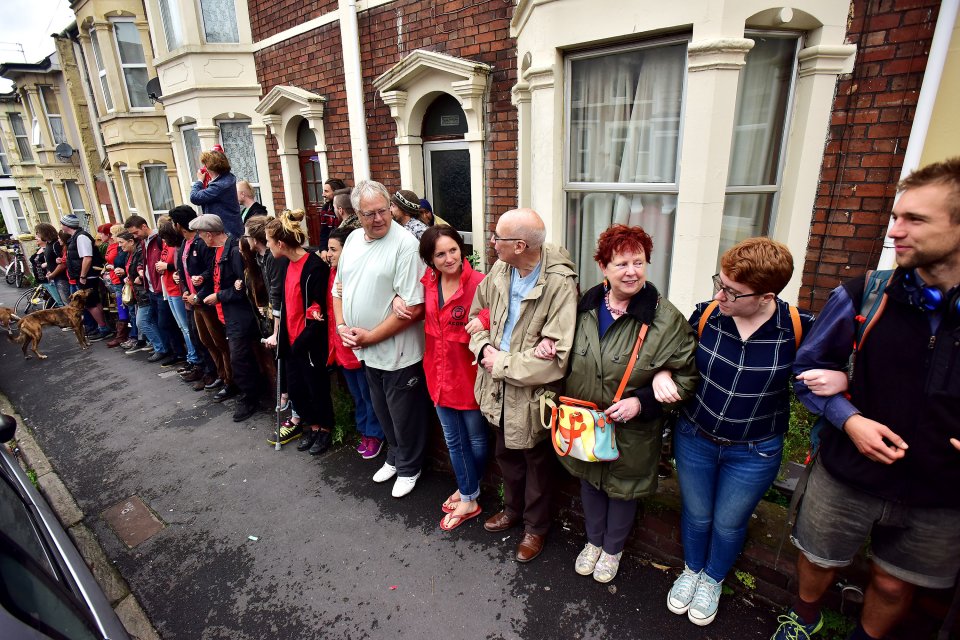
[139,0,272,213]
[72,0,181,226]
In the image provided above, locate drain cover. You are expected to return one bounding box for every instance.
[102,495,164,548]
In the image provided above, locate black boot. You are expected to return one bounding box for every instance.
[297,429,319,452]
[309,429,332,456]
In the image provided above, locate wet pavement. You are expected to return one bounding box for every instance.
[0,285,779,639]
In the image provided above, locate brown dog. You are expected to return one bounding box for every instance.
[10,289,92,359]
[0,306,19,337]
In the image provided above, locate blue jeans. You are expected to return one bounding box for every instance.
[674,415,784,582]
[342,367,383,440]
[42,283,64,307]
[137,291,170,353]
[167,295,199,364]
[435,406,488,502]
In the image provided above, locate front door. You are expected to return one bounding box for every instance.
[423,140,472,245]
[298,151,323,247]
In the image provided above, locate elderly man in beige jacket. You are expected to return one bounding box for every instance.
[468,208,578,563]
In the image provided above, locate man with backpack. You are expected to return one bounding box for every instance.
[772,157,960,640]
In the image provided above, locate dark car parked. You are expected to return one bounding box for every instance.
[0,414,130,639]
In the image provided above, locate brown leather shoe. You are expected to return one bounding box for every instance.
[515,533,545,563]
[483,510,519,533]
[192,379,206,391]
[181,369,203,382]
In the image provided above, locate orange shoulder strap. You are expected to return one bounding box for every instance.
[788,305,802,350]
[697,300,720,339]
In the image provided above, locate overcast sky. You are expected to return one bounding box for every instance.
[0,0,77,92]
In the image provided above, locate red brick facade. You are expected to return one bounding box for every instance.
[250,0,517,231]
[800,0,939,311]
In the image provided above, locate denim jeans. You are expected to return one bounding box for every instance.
[42,283,64,307]
[167,295,199,364]
[157,293,183,357]
[342,367,383,440]
[137,292,170,353]
[435,406,488,502]
[674,415,784,582]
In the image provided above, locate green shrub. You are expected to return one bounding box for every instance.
[785,389,817,464]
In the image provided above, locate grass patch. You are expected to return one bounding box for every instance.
[820,608,856,640]
[26,468,38,488]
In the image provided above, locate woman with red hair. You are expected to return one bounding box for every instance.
[555,224,698,584]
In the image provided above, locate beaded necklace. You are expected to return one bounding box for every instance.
[604,291,627,316]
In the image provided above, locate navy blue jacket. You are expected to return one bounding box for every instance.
[189,172,243,237]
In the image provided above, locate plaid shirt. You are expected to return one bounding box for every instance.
[682,299,814,442]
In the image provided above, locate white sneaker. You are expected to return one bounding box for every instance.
[687,574,722,626]
[391,472,420,498]
[372,463,397,483]
[592,551,622,583]
[667,566,702,614]
[574,543,602,576]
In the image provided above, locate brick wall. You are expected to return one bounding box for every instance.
[249,0,339,42]
[250,0,517,230]
[799,0,940,311]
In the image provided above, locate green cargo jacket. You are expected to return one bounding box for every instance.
[468,244,579,450]
[559,282,699,500]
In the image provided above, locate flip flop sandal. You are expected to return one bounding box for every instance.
[439,505,483,531]
[441,498,461,514]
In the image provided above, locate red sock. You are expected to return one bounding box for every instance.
[792,596,822,626]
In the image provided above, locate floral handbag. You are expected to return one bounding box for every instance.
[541,324,649,462]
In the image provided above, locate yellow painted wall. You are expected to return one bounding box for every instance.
[921,20,960,165]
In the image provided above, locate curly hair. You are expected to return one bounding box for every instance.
[719,237,794,295]
[594,224,654,266]
[265,209,306,247]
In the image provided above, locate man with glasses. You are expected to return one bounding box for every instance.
[468,208,578,562]
[332,180,430,498]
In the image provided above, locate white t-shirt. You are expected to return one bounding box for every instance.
[333,221,425,371]
[76,234,93,258]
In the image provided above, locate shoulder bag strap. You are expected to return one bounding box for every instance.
[788,305,802,350]
[697,300,719,339]
[613,323,649,403]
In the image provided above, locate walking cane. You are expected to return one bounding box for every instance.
[274,354,283,451]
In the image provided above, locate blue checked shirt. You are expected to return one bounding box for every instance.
[682,299,814,442]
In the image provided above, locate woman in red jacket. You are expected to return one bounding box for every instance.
[419,226,487,531]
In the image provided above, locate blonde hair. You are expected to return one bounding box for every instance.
[110,224,124,238]
[237,180,254,198]
[265,209,306,247]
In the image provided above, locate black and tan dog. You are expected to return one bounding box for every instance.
[0,306,19,337]
[9,289,91,359]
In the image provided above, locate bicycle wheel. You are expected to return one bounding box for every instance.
[15,288,34,315]
[17,287,47,315]
[4,263,14,285]
[13,263,24,288]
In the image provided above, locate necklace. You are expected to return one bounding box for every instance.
[604,291,627,316]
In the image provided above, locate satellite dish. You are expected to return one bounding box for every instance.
[55,143,74,161]
[146,77,163,104]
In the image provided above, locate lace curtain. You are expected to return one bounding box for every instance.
[220,122,259,185]
[145,165,175,223]
[567,43,685,292]
[182,128,202,180]
[200,0,239,43]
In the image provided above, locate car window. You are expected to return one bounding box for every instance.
[0,473,55,577]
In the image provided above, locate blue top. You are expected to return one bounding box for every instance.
[683,299,814,442]
[499,261,542,351]
[189,172,243,238]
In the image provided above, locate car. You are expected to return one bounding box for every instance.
[0,413,131,639]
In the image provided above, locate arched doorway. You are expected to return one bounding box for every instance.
[297,120,323,246]
[422,94,472,245]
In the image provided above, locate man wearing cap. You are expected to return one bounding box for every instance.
[390,189,428,240]
[190,213,262,422]
[60,214,113,341]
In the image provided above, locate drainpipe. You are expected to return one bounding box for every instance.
[877,0,959,269]
[339,0,370,181]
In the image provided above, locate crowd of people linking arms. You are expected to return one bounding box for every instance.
[24,153,960,640]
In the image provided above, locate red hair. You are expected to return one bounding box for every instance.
[594,225,654,266]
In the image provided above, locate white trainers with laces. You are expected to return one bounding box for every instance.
[391,472,420,498]
[592,550,622,583]
[687,574,722,626]
[574,543,602,576]
[667,566,702,614]
[372,463,397,483]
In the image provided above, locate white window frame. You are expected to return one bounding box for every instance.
[111,19,151,110]
[39,86,67,146]
[423,140,471,244]
[217,119,260,200]
[143,164,174,226]
[64,181,87,217]
[180,124,201,182]
[9,114,33,162]
[90,30,115,113]
[198,0,240,44]
[0,135,10,175]
[120,168,137,215]
[11,198,28,234]
[157,0,184,52]
[31,189,50,224]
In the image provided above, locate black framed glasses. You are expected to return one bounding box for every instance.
[712,274,764,301]
[491,232,523,243]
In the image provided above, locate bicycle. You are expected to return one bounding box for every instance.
[3,243,27,288]
[15,282,58,316]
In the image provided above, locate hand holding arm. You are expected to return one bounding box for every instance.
[533,337,556,360]
[652,370,682,403]
[796,369,849,397]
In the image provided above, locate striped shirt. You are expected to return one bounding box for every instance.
[682,299,814,442]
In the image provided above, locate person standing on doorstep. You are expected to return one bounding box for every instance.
[190,214,263,421]
[771,157,960,640]
[237,180,267,225]
[124,216,175,362]
[333,180,431,498]
[468,208,578,563]
[390,189,428,240]
[170,206,223,392]
[326,226,384,458]
[264,209,335,453]
[190,150,244,238]
[60,214,114,341]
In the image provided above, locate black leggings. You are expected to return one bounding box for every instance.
[285,349,334,427]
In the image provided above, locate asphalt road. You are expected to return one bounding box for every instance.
[0,284,779,639]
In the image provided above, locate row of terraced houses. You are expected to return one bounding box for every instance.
[0,0,956,314]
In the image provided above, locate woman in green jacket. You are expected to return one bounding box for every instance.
[554,224,698,583]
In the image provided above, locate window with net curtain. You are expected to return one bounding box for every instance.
[200,0,239,43]
[565,41,686,294]
[181,126,201,180]
[9,114,33,162]
[219,121,260,201]
[40,86,67,145]
[144,165,175,225]
[0,136,10,175]
[719,34,799,261]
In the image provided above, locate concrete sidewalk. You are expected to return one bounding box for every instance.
[0,285,778,639]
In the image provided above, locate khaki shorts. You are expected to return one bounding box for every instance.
[792,460,960,589]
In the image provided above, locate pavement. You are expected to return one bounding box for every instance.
[0,284,780,640]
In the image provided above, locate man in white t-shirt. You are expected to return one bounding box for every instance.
[332,180,430,498]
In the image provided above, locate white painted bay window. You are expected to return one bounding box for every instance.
[31,189,50,224]
[143,164,174,225]
[200,0,239,43]
[90,30,114,112]
[219,120,260,201]
[157,0,184,52]
[181,125,202,181]
[12,198,28,234]
[120,168,137,215]
[40,86,67,145]
[113,20,151,109]
[0,137,10,175]
[9,114,33,162]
